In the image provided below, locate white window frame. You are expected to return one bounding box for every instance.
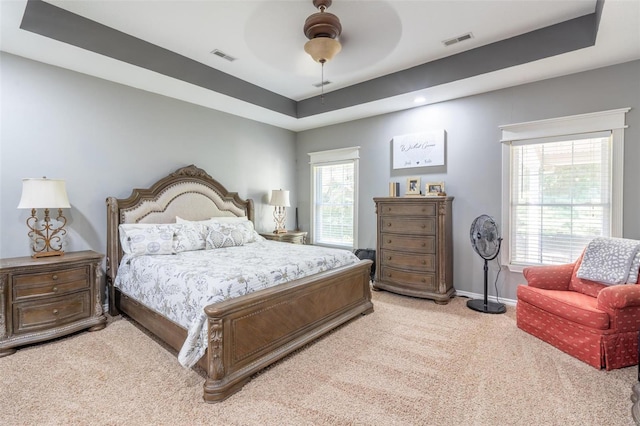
[308,146,360,250]
[500,108,630,272]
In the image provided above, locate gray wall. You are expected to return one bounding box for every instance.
[2,51,638,302]
[0,53,297,259]
[295,60,640,301]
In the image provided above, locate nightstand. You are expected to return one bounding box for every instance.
[260,231,308,245]
[0,250,107,357]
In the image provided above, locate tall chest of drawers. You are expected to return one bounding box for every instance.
[373,197,454,304]
[0,250,106,357]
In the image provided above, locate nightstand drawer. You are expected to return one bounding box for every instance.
[381,250,435,272]
[380,218,436,235]
[13,266,90,300]
[378,203,436,217]
[13,291,91,334]
[379,267,436,292]
[380,234,435,253]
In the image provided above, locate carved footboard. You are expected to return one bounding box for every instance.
[202,260,373,402]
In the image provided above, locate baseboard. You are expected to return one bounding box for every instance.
[454,290,516,307]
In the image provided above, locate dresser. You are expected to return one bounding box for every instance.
[373,197,454,303]
[260,231,308,245]
[0,250,107,357]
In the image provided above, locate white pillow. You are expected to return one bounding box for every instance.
[173,223,207,252]
[119,224,175,256]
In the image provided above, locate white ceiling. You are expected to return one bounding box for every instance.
[1,0,639,131]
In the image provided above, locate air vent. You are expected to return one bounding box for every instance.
[442,32,474,47]
[313,80,332,88]
[210,49,236,62]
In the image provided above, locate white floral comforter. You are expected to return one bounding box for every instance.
[114,239,359,368]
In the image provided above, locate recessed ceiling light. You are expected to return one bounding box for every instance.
[414,96,426,104]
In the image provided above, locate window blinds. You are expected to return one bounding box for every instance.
[510,133,612,265]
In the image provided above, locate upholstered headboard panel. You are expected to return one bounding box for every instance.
[106,165,254,285]
[120,181,247,224]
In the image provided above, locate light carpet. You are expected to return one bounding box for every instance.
[1,290,636,425]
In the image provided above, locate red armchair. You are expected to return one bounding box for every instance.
[516,253,640,370]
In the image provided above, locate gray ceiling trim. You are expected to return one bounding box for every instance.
[20,0,297,118]
[19,0,603,121]
[297,12,600,117]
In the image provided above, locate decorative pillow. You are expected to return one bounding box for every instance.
[205,223,245,249]
[186,217,258,243]
[173,223,207,252]
[119,224,175,256]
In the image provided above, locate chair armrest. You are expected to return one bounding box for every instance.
[598,285,640,310]
[523,263,575,290]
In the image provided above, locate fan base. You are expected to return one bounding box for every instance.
[467,299,506,314]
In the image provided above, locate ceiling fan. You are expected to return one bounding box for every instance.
[302,0,343,101]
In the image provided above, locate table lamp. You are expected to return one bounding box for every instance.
[269,189,290,234]
[17,177,71,258]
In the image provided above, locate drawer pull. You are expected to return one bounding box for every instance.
[421,224,426,229]
[422,243,426,247]
[422,260,426,265]
[421,278,426,283]
[52,274,58,280]
[52,309,59,316]
[387,256,392,260]
[52,286,58,293]
[387,223,392,227]
[387,239,392,243]
[387,272,392,277]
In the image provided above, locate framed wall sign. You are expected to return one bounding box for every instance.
[392,130,445,169]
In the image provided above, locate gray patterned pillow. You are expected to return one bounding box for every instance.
[205,223,245,249]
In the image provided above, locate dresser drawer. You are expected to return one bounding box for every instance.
[13,266,90,300]
[378,202,436,217]
[380,234,435,253]
[379,267,436,292]
[13,291,91,334]
[380,217,436,235]
[381,250,435,272]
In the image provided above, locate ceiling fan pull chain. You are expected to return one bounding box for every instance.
[321,61,325,104]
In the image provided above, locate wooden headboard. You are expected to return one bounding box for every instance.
[105,164,255,288]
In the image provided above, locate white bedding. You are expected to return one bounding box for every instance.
[114,239,359,368]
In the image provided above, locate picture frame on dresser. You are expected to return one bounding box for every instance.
[426,181,445,196]
[406,177,421,195]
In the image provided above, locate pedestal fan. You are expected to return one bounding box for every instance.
[467,214,506,314]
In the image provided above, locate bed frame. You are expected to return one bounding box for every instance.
[105,164,373,402]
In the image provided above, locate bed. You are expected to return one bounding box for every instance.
[105,164,373,402]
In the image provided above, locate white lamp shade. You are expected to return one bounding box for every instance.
[17,178,71,209]
[269,189,290,207]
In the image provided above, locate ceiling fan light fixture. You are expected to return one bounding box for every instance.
[304,37,342,63]
[303,0,342,63]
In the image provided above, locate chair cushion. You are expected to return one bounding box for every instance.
[517,285,610,330]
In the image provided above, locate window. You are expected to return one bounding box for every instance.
[500,108,629,270]
[309,147,359,249]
